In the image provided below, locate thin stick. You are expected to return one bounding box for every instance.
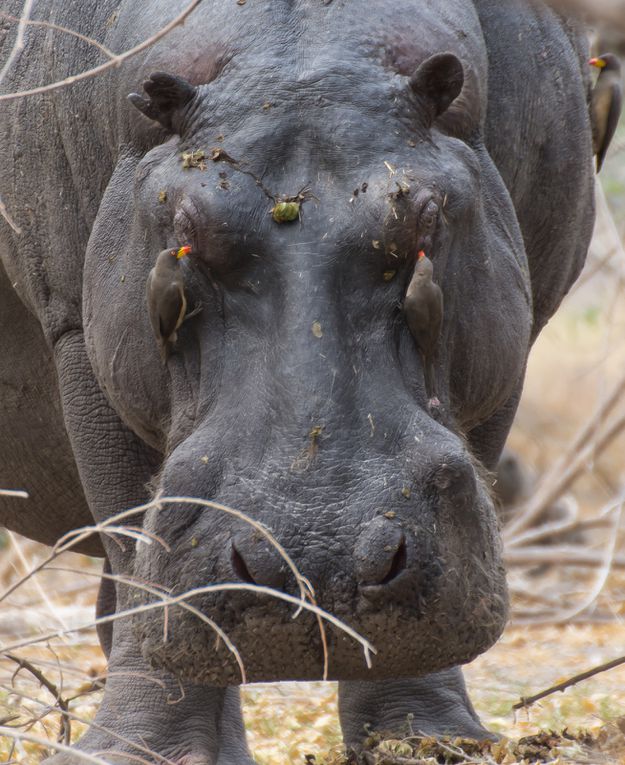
[0,0,203,102]
[5,653,71,745]
[47,564,247,683]
[504,513,612,549]
[524,504,622,625]
[0,14,117,59]
[0,581,377,667]
[0,0,34,87]
[0,488,28,498]
[505,393,625,541]
[0,728,136,764]
[513,654,625,710]
[6,530,70,635]
[504,546,625,569]
[0,194,22,235]
[0,683,175,765]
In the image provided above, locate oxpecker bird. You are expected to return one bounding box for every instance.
[146,245,191,362]
[404,250,444,405]
[590,54,622,172]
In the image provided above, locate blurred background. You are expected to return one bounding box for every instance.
[1,15,625,765]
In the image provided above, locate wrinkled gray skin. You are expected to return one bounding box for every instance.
[0,1,595,763]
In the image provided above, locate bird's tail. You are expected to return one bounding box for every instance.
[424,357,437,401]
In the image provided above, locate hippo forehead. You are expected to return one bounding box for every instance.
[119,0,487,139]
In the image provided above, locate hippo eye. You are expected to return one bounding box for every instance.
[174,208,197,246]
[420,199,439,234]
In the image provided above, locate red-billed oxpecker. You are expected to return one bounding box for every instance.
[404,250,443,407]
[590,54,622,172]
[146,245,191,362]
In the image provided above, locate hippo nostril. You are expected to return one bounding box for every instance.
[432,457,477,507]
[230,534,287,588]
[379,538,407,585]
[231,543,257,585]
[355,517,407,587]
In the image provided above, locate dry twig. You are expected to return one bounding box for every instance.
[514,654,625,710]
[505,380,625,541]
[4,653,70,745]
[0,0,203,102]
[0,726,112,764]
[0,580,376,668]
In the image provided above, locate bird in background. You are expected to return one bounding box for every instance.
[404,250,444,408]
[146,245,192,363]
[589,53,622,173]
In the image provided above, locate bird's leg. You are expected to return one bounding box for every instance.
[424,355,442,416]
[184,302,203,321]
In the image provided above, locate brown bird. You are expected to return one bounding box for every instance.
[146,245,191,362]
[404,250,443,405]
[590,54,622,172]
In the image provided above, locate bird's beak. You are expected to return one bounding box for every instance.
[589,57,606,69]
[177,245,192,259]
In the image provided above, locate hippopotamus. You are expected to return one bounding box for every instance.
[0,1,598,762]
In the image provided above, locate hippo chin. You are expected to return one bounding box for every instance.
[0,0,599,762]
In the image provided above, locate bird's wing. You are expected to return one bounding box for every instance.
[146,270,161,338]
[592,77,623,171]
[158,282,186,341]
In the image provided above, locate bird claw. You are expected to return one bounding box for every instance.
[185,303,203,321]
[427,396,442,419]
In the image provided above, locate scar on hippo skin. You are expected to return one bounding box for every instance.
[403,250,443,409]
[146,245,192,363]
[409,52,464,126]
[128,71,197,132]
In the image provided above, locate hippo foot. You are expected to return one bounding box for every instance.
[40,684,255,765]
[338,668,494,745]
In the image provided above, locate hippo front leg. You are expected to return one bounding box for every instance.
[338,669,492,745]
[44,331,254,765]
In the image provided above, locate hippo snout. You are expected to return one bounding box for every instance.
[134,441,506,685]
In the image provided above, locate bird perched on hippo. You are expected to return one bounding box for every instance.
[146,245,192,362]
[589,53,622,172]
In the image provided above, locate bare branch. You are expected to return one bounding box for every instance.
[0,580,377,668]
[5,653,71,745]
[504,374,625,541]
[0,0,34,87]
[546,0,625,34]
[0,0,203,102]
[0,195,22,235]
[513,654,625,710]
[0,727,111,765]
[0,14,117,60]
[0,488,28,498]
[47,564,247,683]
[504,545,625,569]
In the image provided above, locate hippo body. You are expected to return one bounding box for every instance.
[0,1,595,763]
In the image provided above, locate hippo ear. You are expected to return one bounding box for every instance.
[128,72,196,132]
[410,53,464,125]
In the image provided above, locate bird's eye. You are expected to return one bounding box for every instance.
[420,200,439,234]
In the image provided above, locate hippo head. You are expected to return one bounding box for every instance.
[83,49,531,684]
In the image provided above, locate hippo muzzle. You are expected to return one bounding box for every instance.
[133,427,507,685]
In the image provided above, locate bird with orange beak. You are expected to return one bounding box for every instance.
[146,245,192,362]
[589,53,622,172]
